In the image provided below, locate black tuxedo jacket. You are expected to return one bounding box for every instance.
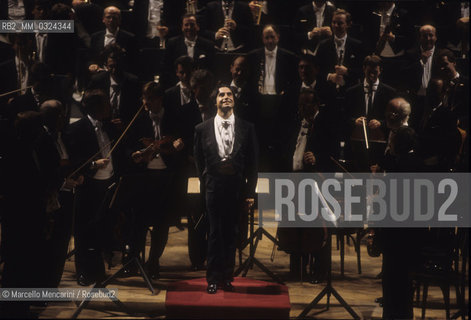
[346,81,397,128]
[316,35,364,89]
[293,2,336,52]
[202,0,253,50]
[284,107,339,172]
[63,117,122,178]
[89,29,137,67]
[162,35,215,82]
[363,5,414,55]
[74,2,104,36]
[33,33,83,76]
[247,47,299,96]
[87,71,140,124]
[401,46,441,95]
[194,116,258,198]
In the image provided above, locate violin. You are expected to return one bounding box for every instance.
[136,136,177,163]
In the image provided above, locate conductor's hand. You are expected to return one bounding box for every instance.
[95,158,110,169]
[303,151,316,165]
[355,116,367,127]
[368,119,381,129]
[173,138,184,151]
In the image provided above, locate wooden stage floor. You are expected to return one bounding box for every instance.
[32,223,467,319]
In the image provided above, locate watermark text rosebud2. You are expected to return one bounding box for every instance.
[257,173,470,228]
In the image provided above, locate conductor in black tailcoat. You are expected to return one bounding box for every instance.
[194,85,258,294]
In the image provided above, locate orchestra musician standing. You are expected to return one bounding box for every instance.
[123,81,184,278]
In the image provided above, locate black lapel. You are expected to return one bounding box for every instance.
[232,117,244,156]
[206,118,218,153]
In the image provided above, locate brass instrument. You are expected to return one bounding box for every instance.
[158,7,166,49]
[186,0,197,15]
[251,1,263,25]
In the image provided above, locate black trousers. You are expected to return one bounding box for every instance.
[74,176,115,281]
[123,169,172,266]
[205,174,242,284]
[42,190,75,287]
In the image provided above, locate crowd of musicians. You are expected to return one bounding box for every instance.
[0,0,469,319]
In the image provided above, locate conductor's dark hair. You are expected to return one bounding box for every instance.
[212,84,235,103]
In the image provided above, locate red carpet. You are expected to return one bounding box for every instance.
[165,277,291,319]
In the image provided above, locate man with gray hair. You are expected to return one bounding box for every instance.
[402,24,440,129]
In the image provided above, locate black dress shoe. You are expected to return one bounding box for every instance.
[207,283,218,294]
[221,281,234,292]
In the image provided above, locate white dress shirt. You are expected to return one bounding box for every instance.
[147,109,167,169]
[263,46,278,95]
[109,76,121,118]
[15,55,28,94]
[184,36,197,57]
[364,78,379,116]
[301,80,317,91]
[35,33,47,63]
[334,34,347,64]
[105,28,118,47]
[178,81,192,105]
[312,1,326,28]
[87,115,114,180]
[147,0,163,39]
[214,113,235,159]
[461,2,469,18]
[293,113,318,171]
[418,45,435,96]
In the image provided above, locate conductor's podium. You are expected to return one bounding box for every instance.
[165,277,291,319]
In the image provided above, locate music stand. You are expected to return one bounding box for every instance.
[234,178,284,284]
[72,179,158,319]
[71,257,157,319]
[297,230,360,319]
